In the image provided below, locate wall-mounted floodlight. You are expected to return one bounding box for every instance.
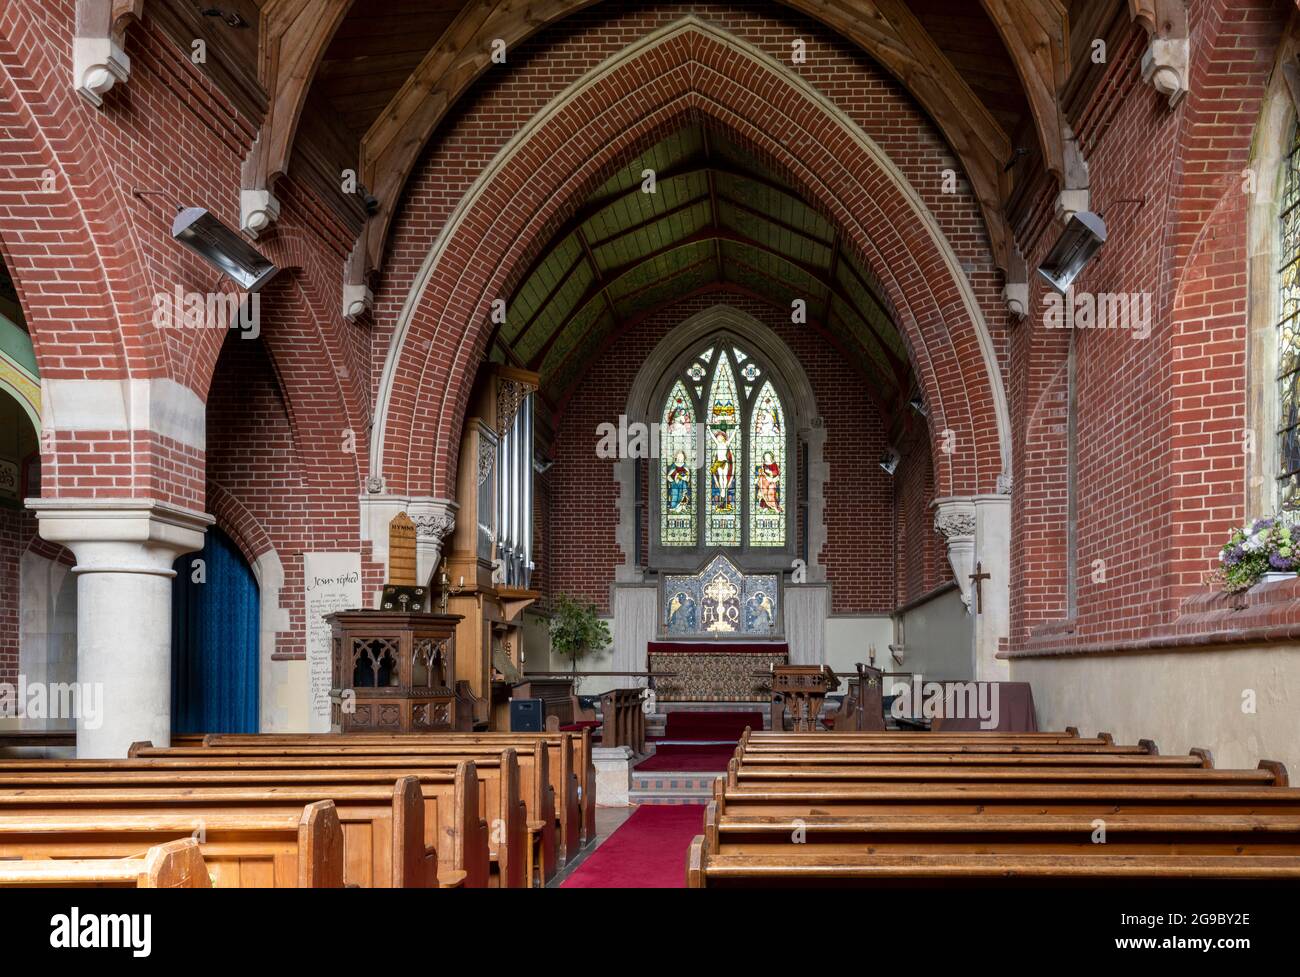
[879,446,901,476]
[908,394,927,417]
[1037,211,1107,294]
[171,207,278,292]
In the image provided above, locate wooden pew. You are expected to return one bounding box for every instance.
[0,838,211,888]
[130,742,552,883]
[0,773,479,888]
[727,757,1286,788]
[600,689,645,753]
[693,728,1300,886]
[194,731,591,861]
[688,814,1300,888]
[0,801,344,887]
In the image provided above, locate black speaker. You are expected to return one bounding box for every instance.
[510,697,544,732]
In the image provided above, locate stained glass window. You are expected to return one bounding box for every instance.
[660,381,696,546]
[706,355,741,546]
[1279,124,1300,509]
[749,381,786,546]
[654,339,791,552]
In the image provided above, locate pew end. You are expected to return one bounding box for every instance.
[686,835,705,888]
[300,799,346,888]
[1190,748,1215,769]
[1138,739,1159,755]
[1259,760,1290,787]
[0,838,212,889]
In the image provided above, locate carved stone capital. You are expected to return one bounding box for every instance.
[416,504,462,543]
[933,497,976,612]
[933,508,976,541]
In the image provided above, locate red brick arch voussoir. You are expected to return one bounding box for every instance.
[0,13,164,382]
[378,25,1004,501]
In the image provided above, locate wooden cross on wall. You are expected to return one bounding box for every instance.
[969,562,991,615]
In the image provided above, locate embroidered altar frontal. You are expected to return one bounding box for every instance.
[648,642,789,702]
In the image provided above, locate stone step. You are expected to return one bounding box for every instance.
[630,793,712,807]
[631,772,720,793]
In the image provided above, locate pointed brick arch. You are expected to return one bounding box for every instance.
[0,14,162,382]
[373,18,1009,502]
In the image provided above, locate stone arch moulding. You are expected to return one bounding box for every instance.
[370,16,1011,508]
[1244,14,1300,520]
[616,304,828,582]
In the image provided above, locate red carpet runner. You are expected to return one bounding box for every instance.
[560,805,705,888]
[633,744,734,771]
[661,710,763,741]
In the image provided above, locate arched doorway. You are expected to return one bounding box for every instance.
[171,527,260,733]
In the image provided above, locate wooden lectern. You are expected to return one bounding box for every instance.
[770,664,840,732]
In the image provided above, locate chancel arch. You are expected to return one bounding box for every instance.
[371,17,1011,510]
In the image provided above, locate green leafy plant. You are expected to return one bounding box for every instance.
[548,595,612,674]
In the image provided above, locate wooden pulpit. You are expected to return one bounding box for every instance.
[770,664,840,732]
[327,610,462,732]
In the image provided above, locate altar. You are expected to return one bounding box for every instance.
[651,554,788,700]
[647,641,788,701]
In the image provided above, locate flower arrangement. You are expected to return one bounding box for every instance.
[1216,517,1299,593]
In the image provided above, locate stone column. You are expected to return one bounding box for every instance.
[27,499,212,757]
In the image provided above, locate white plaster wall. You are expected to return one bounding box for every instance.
[825,616,893,677]
[1012,644,1300,774]
[897,586,974,680]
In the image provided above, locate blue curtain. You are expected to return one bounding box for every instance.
[171,527,259,733]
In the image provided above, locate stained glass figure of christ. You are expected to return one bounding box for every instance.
[657,341,789,550]
[706,356,740,545]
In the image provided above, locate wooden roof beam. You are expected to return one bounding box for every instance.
[240,0,355,239]
[777,0,1018,294]
[354,1,604,286]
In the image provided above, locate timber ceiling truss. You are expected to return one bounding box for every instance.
[78,0,1192,320]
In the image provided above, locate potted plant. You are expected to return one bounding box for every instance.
[548,595,612,675]
[1215,517,1300,593]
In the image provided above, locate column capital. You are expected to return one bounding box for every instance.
[26,498,212,573]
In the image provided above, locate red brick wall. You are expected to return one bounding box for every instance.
[547,289,896,615]
[893,437,945,607]
[1007,0,1291,652]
